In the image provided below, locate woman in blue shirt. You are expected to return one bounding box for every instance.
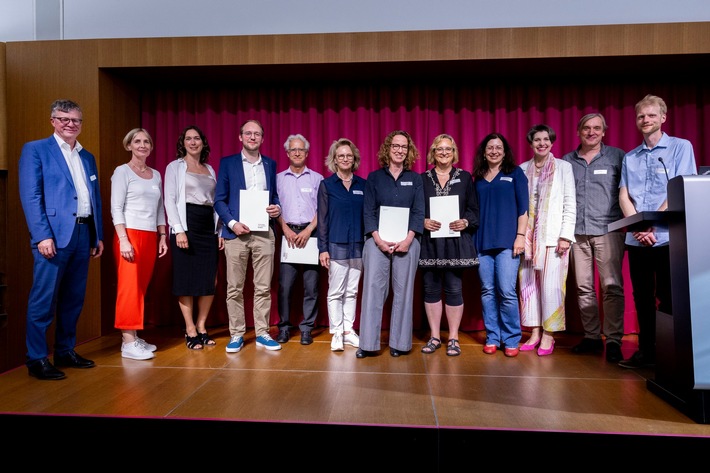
[473,132,528,357]
[317,138,367,352]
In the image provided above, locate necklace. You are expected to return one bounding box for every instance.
[130,162,148,173]
[337,173,353,182]
[435,169,451,176]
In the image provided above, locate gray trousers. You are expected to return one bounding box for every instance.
[359,237,420,352]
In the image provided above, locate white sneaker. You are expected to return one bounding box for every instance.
[121,341,155,360]
[331,332,344,351]
[343,332,360,348]
[136,337,157,352]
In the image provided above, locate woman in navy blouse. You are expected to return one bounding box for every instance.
[357,130,425,358]
[317,138,367,352]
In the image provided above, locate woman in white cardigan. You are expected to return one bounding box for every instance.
[164,125,223,350]
[518,124,576,356]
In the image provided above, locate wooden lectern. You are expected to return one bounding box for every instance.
[608,175,710,424]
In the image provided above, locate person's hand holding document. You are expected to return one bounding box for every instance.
[429,195,460,238]
[377,206,410,253]
[239,189,269,232]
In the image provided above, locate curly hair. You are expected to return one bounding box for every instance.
[377,130,419,170]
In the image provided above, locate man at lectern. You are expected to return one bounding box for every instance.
[618,94,697,369]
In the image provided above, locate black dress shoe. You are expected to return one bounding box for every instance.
[390,348,406,357]
[54,350,95,369]
[571,338,604,354]
[276,330,290,343]
[300,331,313,345]
[356,348,375,358]
[28,358,66,380]
[605,342,623,363]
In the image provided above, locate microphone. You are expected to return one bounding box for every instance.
[658,157,670,182]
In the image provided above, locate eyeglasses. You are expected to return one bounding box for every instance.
[390,144,408,151]
[242,131,263,138]
[485,145,504,152]
[336,154,354,161]
[52,116,83,126]
[435,147,453,154]
[288,148,307,154]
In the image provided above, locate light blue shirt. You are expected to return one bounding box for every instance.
[619,132,697,246]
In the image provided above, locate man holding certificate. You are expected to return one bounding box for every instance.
[214,119,282,353]
[419,134,479,357]
[275,134,323,345]
[357,130,425,358]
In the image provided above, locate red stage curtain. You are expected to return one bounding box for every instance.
[137,77,710,335]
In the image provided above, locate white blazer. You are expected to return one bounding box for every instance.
[520,157,576,246]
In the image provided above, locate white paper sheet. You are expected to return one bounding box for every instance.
[280,236,319,265]
[239,189,269,231]
[378,206,409,243]
[430,195,460,238]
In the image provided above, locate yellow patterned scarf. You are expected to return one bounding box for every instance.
[524,155,555,270]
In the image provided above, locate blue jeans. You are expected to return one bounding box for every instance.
[478,248,522,348]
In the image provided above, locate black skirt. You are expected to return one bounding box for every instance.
[171,203,219,296]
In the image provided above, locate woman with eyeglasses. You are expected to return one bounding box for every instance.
[356,130,425,358]
[473,132,529,357]
[419,134,479,356]
[317,138,366,352]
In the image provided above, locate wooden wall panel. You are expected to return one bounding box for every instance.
[2,22,709,373]
[4,40,102,372]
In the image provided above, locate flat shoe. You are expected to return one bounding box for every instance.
[421,337,442,354]
[356,348,375,359]
[483,344,497,355]
[519,339,541,351]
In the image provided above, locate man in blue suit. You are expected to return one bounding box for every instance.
[19,99,104,380]
[214,119,282,353]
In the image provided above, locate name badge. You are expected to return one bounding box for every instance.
[90,174,97,181]
[450,179,461,184]
[656,168,667,174]
[353,190,364,195]
[400,181,413,186]
[152,185,160,190]
[594,169,608,175]
[300,187,313,193]
[501,177,513,182]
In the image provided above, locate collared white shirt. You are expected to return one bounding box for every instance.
[54,133,92,217]
[241,152,267,191]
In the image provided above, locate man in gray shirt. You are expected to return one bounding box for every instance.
[562,113,626,363]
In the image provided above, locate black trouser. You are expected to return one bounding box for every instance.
[277,224,319,332]
[626,245,672,359]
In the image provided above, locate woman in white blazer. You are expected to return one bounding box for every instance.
[518,124,576,356]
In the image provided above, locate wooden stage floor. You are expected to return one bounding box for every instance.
[2,327,709,465]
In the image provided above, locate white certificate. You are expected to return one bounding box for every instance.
[430,195,460,238]
[239,189,269,231]
[378,206,409,243]
[280,236,319,265]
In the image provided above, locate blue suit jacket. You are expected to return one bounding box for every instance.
[214,152,280,240]
[19,136,104,248]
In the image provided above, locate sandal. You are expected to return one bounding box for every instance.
[185,334,203,350]
[446,339,461,357]
[197,332,216,346]
[421,337,442,354]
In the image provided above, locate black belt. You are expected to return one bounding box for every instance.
[76,216,91,224]
[287,223,310,232]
